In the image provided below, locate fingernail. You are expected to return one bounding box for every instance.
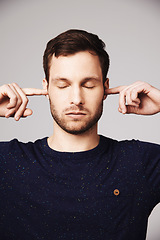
[120,107,125,114]
[15,116,19,121]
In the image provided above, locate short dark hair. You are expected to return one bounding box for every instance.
[43,29,110,83]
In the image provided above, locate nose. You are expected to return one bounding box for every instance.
[70,86,84,106]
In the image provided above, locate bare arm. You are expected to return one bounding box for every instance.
[0,83,48,121]
[105,81,160,115]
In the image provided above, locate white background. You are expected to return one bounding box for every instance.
[0,0,160,239]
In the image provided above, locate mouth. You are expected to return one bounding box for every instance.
[66,112,86,115]
[65,112,86,119]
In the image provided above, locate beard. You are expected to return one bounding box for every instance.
[49,99,103,135]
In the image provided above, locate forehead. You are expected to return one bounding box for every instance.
[49,51,102,80]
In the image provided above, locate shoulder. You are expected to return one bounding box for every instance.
[0,138,48,172]
[105,135,160,151]
[0,137,48,157]
[101,135,160,160]
[118,139,160,156]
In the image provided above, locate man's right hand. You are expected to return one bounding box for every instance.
[0,83,48,121]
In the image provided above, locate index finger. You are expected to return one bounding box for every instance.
[22,88,48,96]
[106,85,126,95]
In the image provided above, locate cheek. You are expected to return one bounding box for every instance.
[48,88,67,105]
[88,89,104,105]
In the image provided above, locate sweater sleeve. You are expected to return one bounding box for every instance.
[136,140,160,204]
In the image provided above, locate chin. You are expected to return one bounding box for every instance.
[60,122,96,135]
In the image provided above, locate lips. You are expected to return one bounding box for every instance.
[66,112,86,115]
[65,112,86,119]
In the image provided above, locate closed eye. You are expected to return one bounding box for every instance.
[57,82,70,89]
[82,79,99,89]
[83,82,96,89]
[57,85,69,89]
[84,85,95,89]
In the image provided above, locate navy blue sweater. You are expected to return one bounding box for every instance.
[0,135,160,239]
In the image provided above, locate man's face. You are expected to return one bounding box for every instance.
[44,51,108,135]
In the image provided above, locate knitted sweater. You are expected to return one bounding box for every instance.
[0,135,160,239]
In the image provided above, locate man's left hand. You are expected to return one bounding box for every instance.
[106,81,160,115]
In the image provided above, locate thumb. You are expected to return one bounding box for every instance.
[125,105,139,114]
[22,108,33,117]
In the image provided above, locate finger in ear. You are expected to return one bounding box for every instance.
[42,79,49,99]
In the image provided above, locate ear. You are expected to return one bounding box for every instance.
[103,78,109,100]
[42,78,48,90]
[42,79,49,99]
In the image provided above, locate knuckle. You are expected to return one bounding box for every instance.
[144,82,150,88]
[17,97,22,105]
[12,82,18,87]
[23,96,28,104]
[2,84,9,89]
[135,81,146,86]
[26,98,29,105]
[8,83,15,87]
[12,95,17,101]
[135,81,142,84]
[132,88,137,93]
[20,97,28,107]
[120,90,126,96]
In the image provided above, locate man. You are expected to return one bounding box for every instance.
[0,29,160,240]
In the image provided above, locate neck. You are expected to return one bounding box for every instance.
[48,123,100,152]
